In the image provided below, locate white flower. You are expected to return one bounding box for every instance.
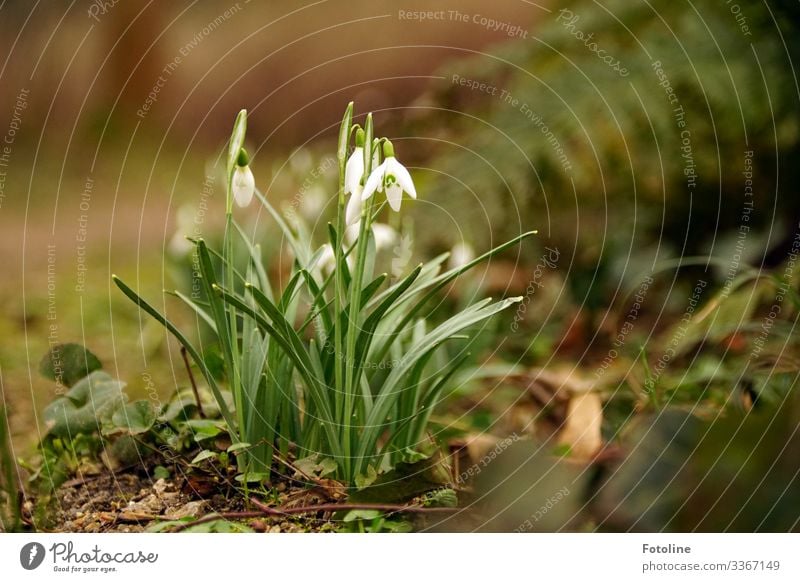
[449,242,475,270]
[344,147,364,195]
[300,184,326,220]
[362,156,416,212]
[315,243,336,276]
[344,185,365,244]
[232,165,255,208]
[346,184,364,227]
[372,223,398,251]
[168,204,196,257]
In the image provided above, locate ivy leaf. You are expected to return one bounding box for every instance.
[294,454,338,479]
[349,454,452,504]
[38,343,102,387]
[109,400,157,435]
[190,450,218,465]
[43,371,126,437]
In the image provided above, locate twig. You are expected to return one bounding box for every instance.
[170,499,460,532]
[170,511,265,532]
[180,346,206,418]
[250,497,459,517]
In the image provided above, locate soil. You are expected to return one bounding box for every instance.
[45,467,334,533]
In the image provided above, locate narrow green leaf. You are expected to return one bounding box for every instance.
[112,275,236,433]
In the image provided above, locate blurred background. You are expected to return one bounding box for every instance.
[1,0,800,531]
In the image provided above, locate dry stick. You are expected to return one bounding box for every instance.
[171,511,265,532]
[171,499,460,532]
[180,346,206,419]
[249,497,459,517]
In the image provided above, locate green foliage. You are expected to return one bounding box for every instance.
[38,343,102,388]
[415,0,797,278]
[596,394,800,531]
[0,406,23,532]
[114,105,534,485]
[43,371,126,438]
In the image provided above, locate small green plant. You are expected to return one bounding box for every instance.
[0,406,24,532]
[31,344,215,496]
[114,103,535,485]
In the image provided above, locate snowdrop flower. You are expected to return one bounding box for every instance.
[231,148,255,208]
[346,185,363,227]
[449,242,475,270]
[344,127,366,195]
[362,140,416,212]
[300,184,326,220]
[344,185,364,244]
[168,204,196,257]
[345,147,364,195]
[315,243,336,276]
[372,223,399,251]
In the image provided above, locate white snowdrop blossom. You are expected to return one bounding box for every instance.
[232,165,255,208]
[344,146,364,195]
[372,223,399,251]
[344,185,365,244]
[362,142,416,212]
[449,242,475,270]
[346,184,364,227]
[168,204,196,257]
[315,243,336,276]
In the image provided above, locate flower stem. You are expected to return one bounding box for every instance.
[333,103,353,474]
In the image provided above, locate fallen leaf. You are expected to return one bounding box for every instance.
[558,391,603,460]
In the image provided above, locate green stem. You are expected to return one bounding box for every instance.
[342,195,376,482]
[225,211,245,469]
[333,103,353,475]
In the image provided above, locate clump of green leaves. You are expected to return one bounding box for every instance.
[114,104,535,485]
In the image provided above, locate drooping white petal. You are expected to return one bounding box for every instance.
[316,243,336,275]
[387,157,416,199]
[300,184,326,220]
[344,147,364,194]
[168,204,197,256]
[448,242,475,270]
[345,185,363,226]
[232,165,255,208]
[384,181,403,212]
[362,160,387,200]
[372,223,398,251]
[345,222,360,245]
